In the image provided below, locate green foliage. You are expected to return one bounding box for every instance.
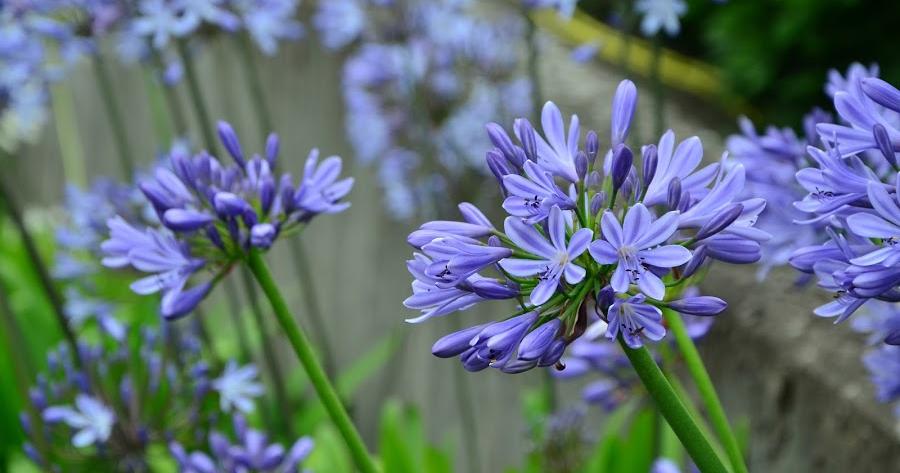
[378,399,453,473]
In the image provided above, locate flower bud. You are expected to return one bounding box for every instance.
[250,223,277,249]
[611,144,633,192]
[160,282,212,320]
[590,191,606,215]
[586,130,599,162]
[163,208,213,232]
[515,118,538,162]
[668,296,727,316]
[667,177,682,210]
[265,133,280,168]
[537,339,566,367]
[642,144,658,188]
[575,151,588,180]
[213,192,250,217]
[695,203,743,240]
[486,123,518,164]
[517,319,561,361]
[432,325,487,358]
[681,245,707,278]
[217,121,245,167]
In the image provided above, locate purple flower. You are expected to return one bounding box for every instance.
[862,344,900,414]
[502,160,576,223]
[589,204,691,299]
[43,395,114,448]
[212,362,264,414]
[531,102,581,182]
[499,206,593,305]
[605,294,666,348]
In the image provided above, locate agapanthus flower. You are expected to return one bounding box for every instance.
[405,79,764,374]
[316,0,533,219]
[100,121,352,319]
[170,414,314,473]
[862,344,900,418]
[789,65,900,324]
[21,324,231,471]
[43,394,115,448]
[635,0,687,37]
[213,361,264,413]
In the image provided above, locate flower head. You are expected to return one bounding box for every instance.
[43,395,115,448]
[101,124,352,319]
[405,80,764,373]
[212,361,264,414]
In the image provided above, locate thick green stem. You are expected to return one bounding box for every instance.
[0,173,80,365]
[176,40,218,153]
[662,309,748,473]
[239,267,293,438]
[618,338,728,473]
[92,54,135,178]
[246,250,378,473]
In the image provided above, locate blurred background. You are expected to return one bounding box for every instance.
[2,1,900,472]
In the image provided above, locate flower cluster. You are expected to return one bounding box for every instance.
[726,108,832,278]
[101,122,352,319]
[169,414,314,473]
[404,79,768,374]
[0,2,93,149]
[314,0,533,219]
[23,324,258,471]
[787,64,900,342]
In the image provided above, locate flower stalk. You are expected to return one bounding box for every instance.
[246,249,378,473]
[618,337,729,473]
[662,308,748,473]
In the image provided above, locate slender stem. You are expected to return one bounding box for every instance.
[176,40,218,153]
[288,243,337,378]
[0,173,80,365]
[246,250,378,473]
[239,267,293,438]
[235,34,273,137]
[618,337,728,473]
[662,309,748,473]
[232,38,338,379]
[92,54,135,178]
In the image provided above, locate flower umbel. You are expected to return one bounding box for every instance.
[404,80,765,374]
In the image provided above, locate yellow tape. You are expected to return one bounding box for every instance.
[532,9,723,100]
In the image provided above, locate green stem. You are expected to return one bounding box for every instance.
[0,172,80,365]
[662,309,748,473]
[239,267,293,438]
[246,250,378,473]
[176,40,218,153]
[618,338,728,473]
[92,54,135,178]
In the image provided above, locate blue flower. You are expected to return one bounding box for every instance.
[589,204,691,299]
[499,206,593,305]
[43,395,115,448]
[212,361,264,414]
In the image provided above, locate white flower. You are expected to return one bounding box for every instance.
[212,361,264,413]
[43,395,115,448]
[635,0,687,37]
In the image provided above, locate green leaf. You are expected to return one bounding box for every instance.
[378,400,423,473]
[423,445,453,473]
[581,401,636,473]
[616,407,656,473]
[305,424,354,473]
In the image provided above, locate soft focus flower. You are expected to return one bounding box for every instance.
[212,361,264,413]
[43,395,115,448]
[101,122,352,319]
[635,0,687,37]
[405,80,765,373]
[170,414,314,473]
